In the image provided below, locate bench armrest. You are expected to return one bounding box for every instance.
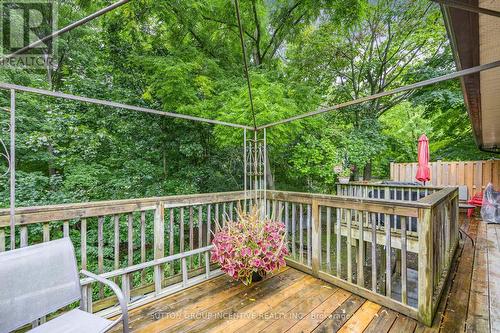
[80,270,129,333]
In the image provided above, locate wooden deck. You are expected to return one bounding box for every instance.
[110,217,499,333]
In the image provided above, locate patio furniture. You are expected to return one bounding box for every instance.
[467,192,484,218]
[0,238,129,333]
[458,185,476,217]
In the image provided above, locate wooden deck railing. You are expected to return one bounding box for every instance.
[0,191,248,321]
[0,186,458,326]
[337,182,441,201]
[267,184,458,326]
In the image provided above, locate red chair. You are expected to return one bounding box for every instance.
[467,192,483,218]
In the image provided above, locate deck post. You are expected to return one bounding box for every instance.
[417,206,433,326]
[154,201,165,294]
[311,199,320,277]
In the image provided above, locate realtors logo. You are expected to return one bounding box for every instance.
[0,0,57,68]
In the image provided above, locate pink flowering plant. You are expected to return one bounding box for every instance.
[210,207,288,285]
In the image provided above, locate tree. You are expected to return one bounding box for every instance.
[286,0,450,178]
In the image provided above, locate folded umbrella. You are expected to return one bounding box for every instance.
[416,134,430,184]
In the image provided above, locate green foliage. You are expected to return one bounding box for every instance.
[0,0,493,209]
[1,2,494,301]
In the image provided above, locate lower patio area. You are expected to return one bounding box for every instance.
[111,217,498,333]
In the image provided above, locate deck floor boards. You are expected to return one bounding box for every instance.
[110,217,495,333]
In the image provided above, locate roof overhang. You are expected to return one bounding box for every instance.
[441,0,500,152]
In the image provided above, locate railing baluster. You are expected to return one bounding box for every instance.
[169,208,174,275]
[223,203,227,225]
[291,203,296,259]
[401,216,408,305]
[215,204,219,230]
[182,257,188,287]
[127,213,134,291]
[284,202,289,245]
[140,211,146,283]
[63,220,69,238]
[205,251,210,278]
[311,201,320,276]
[113,216,119,273]
[318,206,322,265]
[444,202,451,265]
[81,219,87,271]
[189,206,194,269]
[357,211,365,287]
[326,207,331,271]
[180,207,184,253]
[336,208,341,278]
[385,214,392,297]
[20,225,28,247]
[0,228,5,252]
[347,209,352,283]
[43,223,50,242]
[98,216,104,298]
[229,202,234,221]
[371,212,377,292]
[198,206,203,265]
[307,204,311,267]
[206,205,212,245]
[299,204,304,264]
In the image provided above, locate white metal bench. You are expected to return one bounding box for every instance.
[0,238,129,333]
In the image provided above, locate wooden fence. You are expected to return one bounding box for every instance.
[390,160,500,198]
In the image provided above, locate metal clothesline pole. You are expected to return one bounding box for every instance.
[234,0,257,130]
[3,60,500,132]
[263,128,267,210]
[0,83,253,130]
[254,130,258,204]
[9,89,15,250]
[257,59,500,130]
[1,0,132,62]
[243,128,247,211]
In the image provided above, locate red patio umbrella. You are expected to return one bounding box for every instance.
[416,134,430,184]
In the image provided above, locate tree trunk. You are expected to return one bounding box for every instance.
[265,154,275,190]
[363,160,372,180]
[47,143,56,177]
[163,149,167,178]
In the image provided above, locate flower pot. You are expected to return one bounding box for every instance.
[338,177,350,184]
[252,271,264,282]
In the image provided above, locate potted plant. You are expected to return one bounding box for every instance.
[334,165,351,184]
[210,207,288,285]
